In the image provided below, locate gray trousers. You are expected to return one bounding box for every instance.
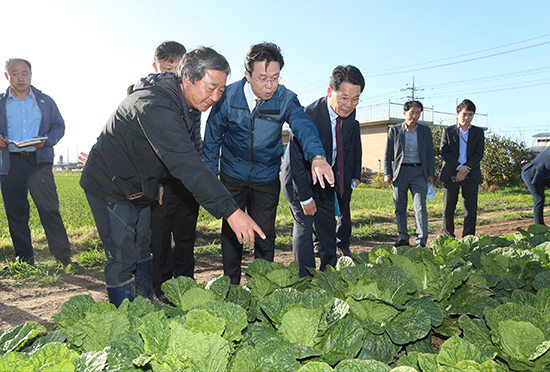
[392,166,428,245]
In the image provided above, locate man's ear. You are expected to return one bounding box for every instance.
[153,62,159,72]
[244,71,251,83]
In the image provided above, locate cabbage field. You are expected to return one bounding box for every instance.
[3,225,550,371]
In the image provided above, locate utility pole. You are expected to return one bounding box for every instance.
[400,77,424,101]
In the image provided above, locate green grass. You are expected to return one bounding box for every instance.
[0,172,542,284]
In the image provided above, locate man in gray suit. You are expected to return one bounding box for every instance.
[439,99,485,237]
[384,100,435,247]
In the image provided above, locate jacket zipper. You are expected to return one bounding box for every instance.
[249,113,255,182]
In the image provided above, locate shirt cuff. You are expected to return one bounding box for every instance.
[300,197,314,206]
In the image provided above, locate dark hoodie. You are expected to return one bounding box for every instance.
[80,73,238,220]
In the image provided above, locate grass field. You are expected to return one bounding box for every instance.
[0,172,540,269]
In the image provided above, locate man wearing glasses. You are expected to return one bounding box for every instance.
[203,42,333,284]
[281,66,364,278]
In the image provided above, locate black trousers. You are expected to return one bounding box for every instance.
[442,177,479,237]
[220,172,280,284]
[150,178,199,292]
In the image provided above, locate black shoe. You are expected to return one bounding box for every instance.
[416,243,426,248]
[338,248,353,257]
[154,288,173,306]
[57,256,78,266]
[393,239,410,247]
[16,256,34,265]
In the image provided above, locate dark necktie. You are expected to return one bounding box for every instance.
[251,99,264,117]
[336,116,345,198]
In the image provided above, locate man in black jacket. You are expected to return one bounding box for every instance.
[439,99,485,237]
[80,47,264,307]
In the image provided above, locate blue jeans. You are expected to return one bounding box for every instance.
[0,154,70,262]
[86,193,152,287]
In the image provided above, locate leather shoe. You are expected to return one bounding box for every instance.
[338,248,353,257]
[154,288,174,306]
[393,239,410,247]
[416,243,426,248]
[57,256,78,266]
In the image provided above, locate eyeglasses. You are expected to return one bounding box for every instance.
[335,92,361,106]
[251,75,281,85]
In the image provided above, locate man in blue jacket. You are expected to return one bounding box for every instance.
[203,42,334,284]
[522,146,550,225]
[281,65,364,278]
[0,58,74,266]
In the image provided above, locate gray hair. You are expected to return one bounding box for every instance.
[5,58,32,73]
[176,46,230,83]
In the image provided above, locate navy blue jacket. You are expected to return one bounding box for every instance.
[522,146,550,185]
[0,86,65,174]
[203,77,325,183]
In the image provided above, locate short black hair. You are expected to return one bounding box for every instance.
[330,65,365,93]
[403,100,423,112]
[5,58,32,73]
[456,99,476,114]
[176,46,230,84]
[244,42,285,74]
[154,41,186,63]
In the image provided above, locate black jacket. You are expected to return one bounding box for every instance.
[80,73,238,219]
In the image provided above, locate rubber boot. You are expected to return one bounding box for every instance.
[107,279,135,308]
[135,255,154,301]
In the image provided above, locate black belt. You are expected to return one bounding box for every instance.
[10,151,36,157]
[402,163,421,167]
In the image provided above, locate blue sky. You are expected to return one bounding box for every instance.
[2,0,549,162]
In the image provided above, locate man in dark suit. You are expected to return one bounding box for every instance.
[440,99,485,237]
[282,65,364,278]
[522,146,550,225]
[384,101,435,247]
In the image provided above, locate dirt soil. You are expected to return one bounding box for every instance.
[0,211,536,332]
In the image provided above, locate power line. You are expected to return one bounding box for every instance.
[365,40,550,77]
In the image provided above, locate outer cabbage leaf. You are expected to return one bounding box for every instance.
[50,294,96,328]
[310,271,349,300]
[458,315,498,359]
[318,317,364,365]
[28,342,79,372]
[0,322,46,353]
[76,351,108,372]
[0,351,32,372]
[105,329,145,371]
[161,275,201,308]
[298,361,334,371]
[200,301,248,342]
[334,358,391,371]
[278,306,323,346]
[436,336,485,367]
[64,310,130,352]
[206,275,231,301]
[357,329,401,365]
[385,306,431,345]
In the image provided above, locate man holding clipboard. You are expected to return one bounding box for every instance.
[0,58,74,266]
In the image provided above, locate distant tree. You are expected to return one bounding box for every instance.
[481,132,536,190]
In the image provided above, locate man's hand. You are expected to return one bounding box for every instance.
[156,185,164,205]
[302,200,317,216]
[311,158,334,189]
[351,178,360,189]
[427,176,435,187]
[77,152,89,168]
[384,175,392,186]
[0,135,9,148]
[31,136,46,148]
[458,165,471,176]
[226,209,266,245]
[455,172,466,182]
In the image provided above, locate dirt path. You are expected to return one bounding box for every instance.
[0,212,536,332]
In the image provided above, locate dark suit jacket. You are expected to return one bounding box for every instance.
[522,146,550,185]
[281,96,362,202]
[384,122,435,182]
[439,124,485,184]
